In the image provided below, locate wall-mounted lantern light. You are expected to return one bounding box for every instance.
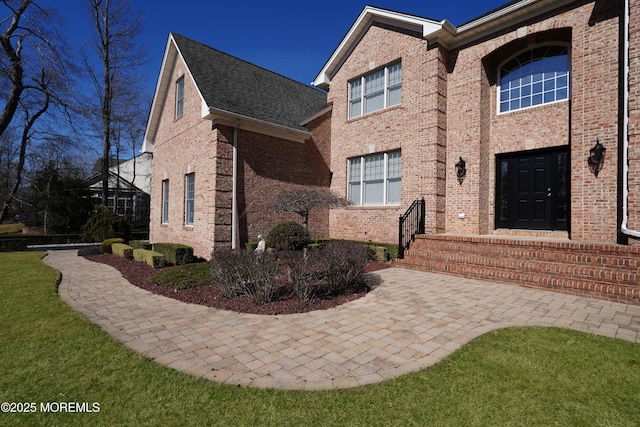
[455,157,466,185]
[588,139,606,177]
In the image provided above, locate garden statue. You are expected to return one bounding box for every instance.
[255,234,266,254]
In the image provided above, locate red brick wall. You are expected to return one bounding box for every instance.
[234,110,332,244]
[444,1,621,242]
[149,54,220,259]
[327,23,447,244]
[326,1,621,244]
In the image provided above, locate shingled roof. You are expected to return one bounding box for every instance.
[171,33,327,132]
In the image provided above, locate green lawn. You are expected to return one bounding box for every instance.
[0,223,22,234]
[1,251,640,426]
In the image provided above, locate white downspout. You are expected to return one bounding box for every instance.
[232,122,240,249]
[621,0,640,238]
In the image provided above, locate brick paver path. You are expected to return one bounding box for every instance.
[44,250,640,390]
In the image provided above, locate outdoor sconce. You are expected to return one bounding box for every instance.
[455,157,466,185]
[588,139,606,177]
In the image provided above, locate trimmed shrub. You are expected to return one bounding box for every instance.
[129,240,152,250]
[101,238,125,254]
[81,205,131,242]
[319,241,367,295]
[366,245,389,262]
[266,221,310,251]
[0,238,28,252]
[112,243,134,260]
[245,241,258,252]
[133,248,166,268]
[148,262,212,290]
[152,243,194,265]
[210,249,281,304]
[77,246,101,256]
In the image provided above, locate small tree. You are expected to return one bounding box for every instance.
[273,188,351,229]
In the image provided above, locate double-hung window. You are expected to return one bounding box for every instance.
[348,151,401,205]
[161,179,169,224]
[185,173,194,226]
[176,76,185,118]
[349,62,401,119]
[499,45,569,113]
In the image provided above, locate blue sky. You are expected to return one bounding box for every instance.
[48,0,509,90]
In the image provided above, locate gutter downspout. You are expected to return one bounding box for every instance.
[232,122,240,249]
[621,0,640,238]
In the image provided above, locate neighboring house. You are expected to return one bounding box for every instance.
[144,0,640,260]
[87,154,152,228]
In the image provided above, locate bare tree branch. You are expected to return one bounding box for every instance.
[273,188,351,229]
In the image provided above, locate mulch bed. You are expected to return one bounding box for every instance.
[84,254,391,315]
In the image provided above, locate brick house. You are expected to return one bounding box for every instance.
[142,33,330,258]
[144,0,639,266]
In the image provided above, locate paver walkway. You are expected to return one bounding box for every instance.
[44,250,640,390]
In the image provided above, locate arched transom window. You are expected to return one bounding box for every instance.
[499,46,569,113]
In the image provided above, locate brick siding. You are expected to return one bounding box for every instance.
[327,1,624,244]
[149,55,331,258]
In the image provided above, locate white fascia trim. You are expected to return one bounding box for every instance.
[142,33,208,153]
[142,34,175,154]
[451,0,574,48]
[205,107,312,143]
[458,0,543,33]
[312,6,442,89]
[298,104,333,126]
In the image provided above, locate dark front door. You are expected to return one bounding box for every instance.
[496,148,569,231]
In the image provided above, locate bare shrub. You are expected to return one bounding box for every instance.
[280,250,323,301]
[210,249,281,304]
[319,241,367,296]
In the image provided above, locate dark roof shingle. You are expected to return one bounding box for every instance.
[172,33,327,131]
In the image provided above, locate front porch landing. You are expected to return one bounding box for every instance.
[396,234,640,305]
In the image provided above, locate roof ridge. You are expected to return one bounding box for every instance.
[170,32,324,94]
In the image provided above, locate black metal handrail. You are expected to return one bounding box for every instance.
[398,198,425,259]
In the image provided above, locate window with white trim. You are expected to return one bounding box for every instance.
[349,62,401,119]
[348,151,401,205]
[176,76,184,118]
[185,173,194,226]
[499,46,569,113]
[161,179,169,223]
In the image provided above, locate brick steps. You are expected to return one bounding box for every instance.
[396,234,640,304]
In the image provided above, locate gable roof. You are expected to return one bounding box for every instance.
[312,6,442,90]
[143,33,327,152]
[312,1,574,90]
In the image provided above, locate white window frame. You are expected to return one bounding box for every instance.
[184,173,194,226]
[347,151,401,206]
[497,45,570,114]
[161,179,169,224]
[176,76,185,118]
[348,62,401,119]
